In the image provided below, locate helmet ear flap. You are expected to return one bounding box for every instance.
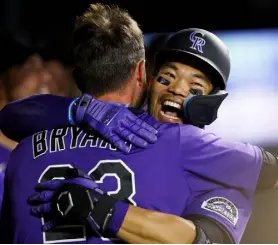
[183,90,228,126]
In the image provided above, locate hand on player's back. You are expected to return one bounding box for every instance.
[69,94,158,153]
[28,168,104,232]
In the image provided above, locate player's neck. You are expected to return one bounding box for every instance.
[96,87,136,106]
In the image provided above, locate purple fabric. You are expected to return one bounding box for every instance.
[108,201,129,235]
[0,145,10,211]
[0,95,263,243]
[0,94,74,142]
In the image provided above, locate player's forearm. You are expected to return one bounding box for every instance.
[116,205,196,244]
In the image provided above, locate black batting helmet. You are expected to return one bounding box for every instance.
[155,28,230,90]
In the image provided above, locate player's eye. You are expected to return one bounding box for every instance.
[189,88,203,95]
[191,82,204,88]
[157,76,170,86]
[164,72,175,79]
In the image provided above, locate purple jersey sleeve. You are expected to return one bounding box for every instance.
[0,94,74,142]
[179,125,262,242]
[184,174,252,243]
[179,124,262,195]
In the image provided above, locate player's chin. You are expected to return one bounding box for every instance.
[157,110,183,124]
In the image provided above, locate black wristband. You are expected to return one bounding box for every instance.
[90,194,118,234]
[257,148,278,190]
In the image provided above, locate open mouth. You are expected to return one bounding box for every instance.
[160,100,183,121]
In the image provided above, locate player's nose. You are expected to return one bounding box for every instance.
[167,79,190,98]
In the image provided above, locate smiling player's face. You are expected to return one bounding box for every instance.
[149,62,213,124]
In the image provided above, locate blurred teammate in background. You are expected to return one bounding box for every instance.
[0,0,82,214]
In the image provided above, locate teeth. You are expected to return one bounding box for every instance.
[163,100,181,109]
[160,111,179,120]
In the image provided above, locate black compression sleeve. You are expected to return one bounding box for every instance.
[256,148,278,190]
[186,215,234,244]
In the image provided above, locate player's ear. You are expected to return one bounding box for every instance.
[134,59,146,88]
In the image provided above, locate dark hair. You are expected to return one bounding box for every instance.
[73,3,145,96]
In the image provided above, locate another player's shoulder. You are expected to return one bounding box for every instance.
[177,124,263,177]
[166,123,214,149]
[178,125,263,193]
[178,124,261,157]
[178,124,206,139]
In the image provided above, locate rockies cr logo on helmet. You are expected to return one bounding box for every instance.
[189,31,206,53]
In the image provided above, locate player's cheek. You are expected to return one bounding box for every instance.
[151,79,163,94]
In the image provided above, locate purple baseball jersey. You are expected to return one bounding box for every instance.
[0,115,262,243]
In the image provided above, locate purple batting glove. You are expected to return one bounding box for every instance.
[28,167,102,204]
[28,167,129,236]
[28,168,103,231]
[68,94,158,153]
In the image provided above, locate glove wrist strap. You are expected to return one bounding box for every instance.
[107,200,129,235]
[90,195,118,233]
[68,98,80,125]
[90,195,129,236]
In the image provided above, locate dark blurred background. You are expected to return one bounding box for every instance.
[2,0,278,35]
[107,0,278,32]
[1,0,278,243]
[1,0,278,72]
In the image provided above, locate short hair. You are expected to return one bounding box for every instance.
[73,3,145,96]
